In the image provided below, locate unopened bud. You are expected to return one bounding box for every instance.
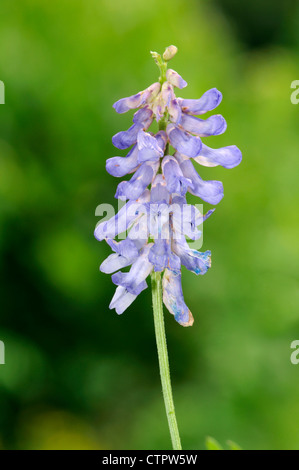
[163,45,178,61]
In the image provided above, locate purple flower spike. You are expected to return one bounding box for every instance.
[167,124,202,158]
[178,88,222,115]
[95,46,241,325]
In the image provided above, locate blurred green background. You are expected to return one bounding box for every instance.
[0,0,299,450]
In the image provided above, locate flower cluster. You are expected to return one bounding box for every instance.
[95,46,241,326]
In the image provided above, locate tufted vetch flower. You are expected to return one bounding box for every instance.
[95,46,242,327]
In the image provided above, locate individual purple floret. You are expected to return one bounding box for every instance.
[95,46,242,326]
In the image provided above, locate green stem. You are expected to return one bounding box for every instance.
[151,271,182,450]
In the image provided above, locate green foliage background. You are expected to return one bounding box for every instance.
[0,0,299,450]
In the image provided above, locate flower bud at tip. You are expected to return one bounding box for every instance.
[163,45,178,61]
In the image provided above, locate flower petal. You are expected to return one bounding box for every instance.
[115,161,159,201]
[168,99,182,124]
[112,123,143,150]
[109,286,137,314]
[162,269,194,326]
[167,124,202,158]
[100,253,132,274]
[150,174,170,203]
[178,88,222,115]
[162,155,192,196]
[172,237,211,275]
[133,106,153,124]
[113,83,160,114]
[106,238,139,259]
[106,145,139,177]
[193,143,242,169]
[112,109,153,150]
[100,238,139,274]
[149,239,169,272]
[177,154,224,205]
[171,199,204,240]
[111,245,153,294]
[137,130,164,163]
[113,94,145,114]
[180,114,227,137]
[166,69,187,89]
[94,191,150,240]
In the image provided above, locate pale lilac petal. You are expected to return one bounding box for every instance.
[180,114,227,137]
[172,237,211,275]
[162,269,194,326]
[166,69,187,89]
[95,201,140,241]
[155,131,167,153]
[150,174,170,203]
[106,238,139,260]
[161,82,174,108]
[177,154,224,205]
[112,123,143,150]
[109,286,137,314]
[113,83,160,114]
[133,107,153,124]
[171,200,204,240]
[112,109,153,150]
[193,143,242,169]
[149,240,169,272]
[100,253,132,274]
[137,130,164,163]
[106,145,139,177]
[111,245,153,295]
[167,124,202,158]
[168,99,182,124]
[147,201,170,240]
[162,155,192,196]
[113,93,145,114]
[100,238,138,274]
[112,273,147,296]
[178,88,222,115]
[115,162,159,201]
